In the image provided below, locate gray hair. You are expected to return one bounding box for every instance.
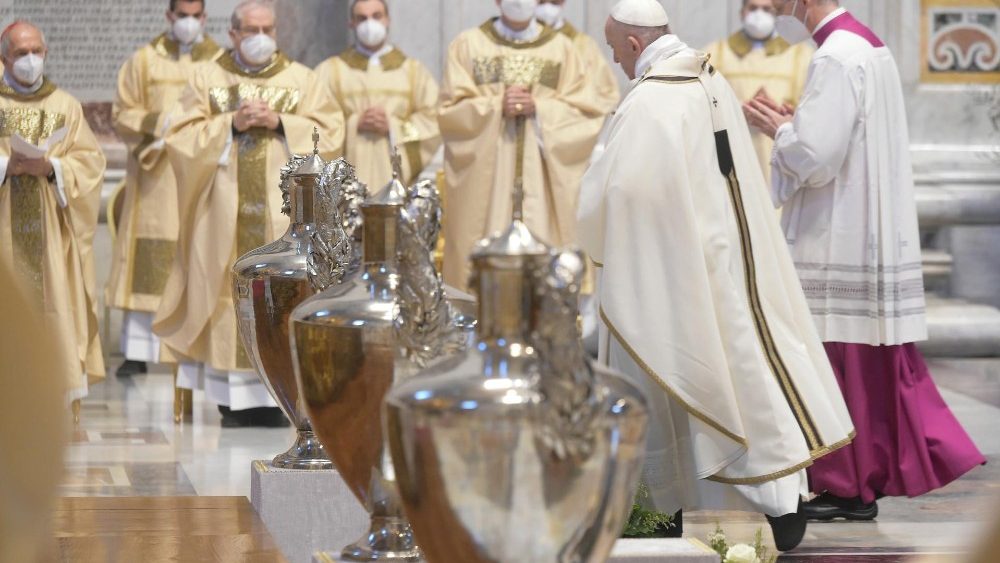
[620,22,670,46]
[1,21,46,59]
[231,0,276,30]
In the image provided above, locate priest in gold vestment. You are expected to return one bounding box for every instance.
[0,22,106,400]
[439,0,605,288]
[153,1,344,426]
[703,0,811,183]
[106,0,223,377]
[315,0,440,188]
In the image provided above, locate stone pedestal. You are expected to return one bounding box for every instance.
[250,460,367,563]
[312,538,720,563]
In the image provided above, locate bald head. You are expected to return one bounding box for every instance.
[604,16,669,80]
[1,21,46,61]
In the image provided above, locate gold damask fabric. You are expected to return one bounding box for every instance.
[0,106,66,144]
[209,83,301,115]
[472,55,561,89]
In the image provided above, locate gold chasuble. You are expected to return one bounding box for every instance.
[703,33,811,182]
[0,79,107,397]
[558,22,620,115]
[439,19,605,289]
[315,46,440,187]
[154,51,343,373]
[107,34,223,315]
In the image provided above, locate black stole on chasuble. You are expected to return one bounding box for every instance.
[211,51,300,368]
[0,79,64,300]
[640,66,826,466]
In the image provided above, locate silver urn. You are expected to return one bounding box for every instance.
[290,157,474,561]
[231,131,352,469]
[384,218,650,563]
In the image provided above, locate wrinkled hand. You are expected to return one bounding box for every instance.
[7,152,52,179]
[234,100,281,132]
[503,86,536,118]
[357,106,390,136]
[743,95,795,140]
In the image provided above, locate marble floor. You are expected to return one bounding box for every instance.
[65,352,1000,562]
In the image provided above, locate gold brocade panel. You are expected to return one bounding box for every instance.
[472,55,561,89]
[9,176,45,301]
[130,238,176,296]
[0,107,67,144]
[234,129,273,369]
[209,84,301,115]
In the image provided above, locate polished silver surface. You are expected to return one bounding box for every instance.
[232,133,351,470]
[291,163,474,562]
[385,219,649,563]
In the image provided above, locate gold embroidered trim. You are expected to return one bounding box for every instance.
[479,18,558,49]
[0,78,57,101]
[130,238,176,296]
[151,33,223,62]
[0,107,67,144]
[338,47,407,72]
[403,140,423,184]
[705,431,856,485]
[209,83,301,115]
[10,176,45,301]
[600,307,749,448]
[216,50,292,79]
[559,22,579,40]
[727,31,792,58]
[473,55,561,89]
[720,164,822,451]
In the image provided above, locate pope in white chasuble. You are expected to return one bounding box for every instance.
[0,22,106,399]
[578,1,853,550]
[439,1,606,289]
[153,1,344,419]
[107,0,224,374]
[315,0,440,188]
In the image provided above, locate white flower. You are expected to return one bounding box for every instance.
[725,543,760,563]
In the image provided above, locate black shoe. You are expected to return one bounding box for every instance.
[766,502,807,552]
[218,406,290,428]
[247,407,291,428]
[116,360,147,378]
[803,493,878,522]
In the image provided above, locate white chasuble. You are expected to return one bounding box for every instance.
[578,43,853,516]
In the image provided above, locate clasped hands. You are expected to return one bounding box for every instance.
[503,85,535,118]
[742,88,795,140]
[358,106,390,136]
[233,99,281,132]
[7,151,53,179]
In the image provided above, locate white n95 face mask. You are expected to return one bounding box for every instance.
[173,16,202,45]
[534,3,562,27]
[501,0,538,23]
[241,33,277,66]
[12,54,44,86]
[744,10,776,41]
[356,19,388,49]
[775,1,811,45]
